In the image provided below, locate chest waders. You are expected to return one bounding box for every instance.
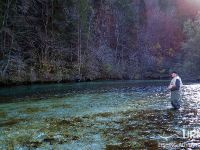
[171,90,181,109]
[170,76,183,109]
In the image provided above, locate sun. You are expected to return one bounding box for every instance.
[178,0,200,15]
[188,0,200,5]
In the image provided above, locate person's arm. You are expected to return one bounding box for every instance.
[167,84,173,90]
[171,79,180,91]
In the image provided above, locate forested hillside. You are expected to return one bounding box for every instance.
[0,0,200,85]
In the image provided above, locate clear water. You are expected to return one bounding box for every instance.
[0,80,200,149]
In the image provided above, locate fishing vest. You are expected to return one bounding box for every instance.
[170,75,183,88]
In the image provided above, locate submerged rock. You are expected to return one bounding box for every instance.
[43,137,57,145]
[106,143,133,150]
[25,141,42,148]
[0,118,27,127]
[144,140,159,149]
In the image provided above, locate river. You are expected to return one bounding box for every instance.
[0,80,200,149]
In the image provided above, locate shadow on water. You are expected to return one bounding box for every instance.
[0,80,169,103]
[0,81,200,149]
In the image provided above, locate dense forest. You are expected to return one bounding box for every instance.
[0,0,200,85]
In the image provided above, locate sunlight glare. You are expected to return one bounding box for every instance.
[188,0,200,6]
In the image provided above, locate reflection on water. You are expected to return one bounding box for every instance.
[0,81,200,149]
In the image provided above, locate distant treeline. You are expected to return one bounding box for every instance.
[0,0,200,85]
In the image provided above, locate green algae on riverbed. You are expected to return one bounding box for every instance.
[0,118,28,127]
[20,107,47,114]
[50,103,72,109]
[0,111,7,118]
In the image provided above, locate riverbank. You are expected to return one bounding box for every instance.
[0,77,199,88]
[0,72,171,87]
[0,78,160,87]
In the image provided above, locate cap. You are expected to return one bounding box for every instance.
[170,71,177,74]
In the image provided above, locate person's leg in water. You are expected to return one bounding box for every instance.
[171,91,181,110]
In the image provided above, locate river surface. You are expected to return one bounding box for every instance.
[0,80,200,149]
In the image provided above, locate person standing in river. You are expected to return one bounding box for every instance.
[167,71,183,110]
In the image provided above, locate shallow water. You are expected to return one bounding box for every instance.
[0,81,200,149]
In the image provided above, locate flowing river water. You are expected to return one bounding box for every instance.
[0,80,200,149]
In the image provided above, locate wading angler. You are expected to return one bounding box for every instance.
[168,71,183,109]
